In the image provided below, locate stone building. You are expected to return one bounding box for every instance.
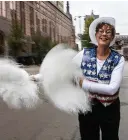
[113,35,128,50]
[0,1,75,56]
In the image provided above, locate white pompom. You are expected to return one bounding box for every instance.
[0,58,40,109]
[39,44,91,114]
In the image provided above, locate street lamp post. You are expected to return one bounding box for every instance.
[74,15,86,35]
[74,15,86,50]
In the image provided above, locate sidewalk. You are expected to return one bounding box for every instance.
[119,61,128,140]
[123,61,128,77]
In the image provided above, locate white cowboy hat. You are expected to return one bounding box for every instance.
[89,17,116,47]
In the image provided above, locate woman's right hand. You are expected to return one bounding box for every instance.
[30,75,37,81]
[72,76,85,88]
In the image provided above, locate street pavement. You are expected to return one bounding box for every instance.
[0,65,78,140]
[0,62,128,140]
[119,61,128,140]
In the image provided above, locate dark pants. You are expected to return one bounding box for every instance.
[78,98,120,140]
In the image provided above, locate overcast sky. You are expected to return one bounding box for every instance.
[64,1,128,35]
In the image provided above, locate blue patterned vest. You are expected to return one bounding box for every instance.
[81,46,122,106]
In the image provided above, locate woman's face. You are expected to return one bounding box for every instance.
[95,24,114,47]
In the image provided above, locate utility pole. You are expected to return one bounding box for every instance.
[74,16,86,50]
[74,15,86,37]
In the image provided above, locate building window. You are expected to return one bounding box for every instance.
[10,1,16,10]
[36,1,40,9]
[29,1,33,4]
[10,1,17,22]
[2,2,6,17]
[42,19,47,34]
[42,19,44,32]
[0,1,7,17]
[20,2,26,34]
[0,32,4,54]
[53,27,55,42]
[41,2,44,6]
[0,2,2,16]
[57,34,59,42]
[56,1,59,6]
[49,21,52,39]
[45,19,47,33]
[30,6,34,35]
[0,31,4,46]
[36,14,40,31]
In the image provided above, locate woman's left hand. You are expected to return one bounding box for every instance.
[73,76,85,88]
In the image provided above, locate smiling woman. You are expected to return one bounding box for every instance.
[95,22,115,49]
[72,17,125,140]
[29,17,125,140]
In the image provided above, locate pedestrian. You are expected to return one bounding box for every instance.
[73,17,125,140]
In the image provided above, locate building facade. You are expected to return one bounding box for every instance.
[0,1,75,56]
[51,1,64,11]
[113,34,128,50]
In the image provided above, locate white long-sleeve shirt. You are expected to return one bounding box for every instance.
[73,49,125,95]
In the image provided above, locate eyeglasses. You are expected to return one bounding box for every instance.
[98,29,112,36]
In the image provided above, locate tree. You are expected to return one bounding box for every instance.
[7,18,24,57]
[32,30,57,64]
[81,16,94,48]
